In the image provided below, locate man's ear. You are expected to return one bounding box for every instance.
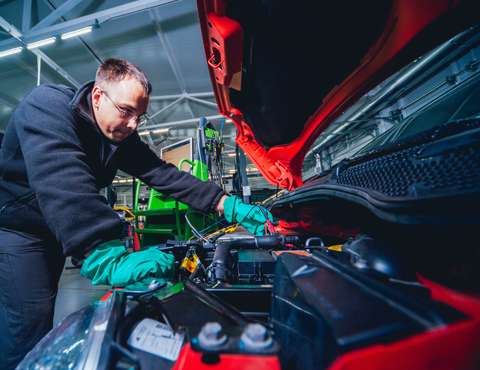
[92,86,102,110]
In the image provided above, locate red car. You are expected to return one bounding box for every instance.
[17,1,480,369]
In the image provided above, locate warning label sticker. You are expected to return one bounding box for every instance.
[127,318,185,361]
[181,254,198,273]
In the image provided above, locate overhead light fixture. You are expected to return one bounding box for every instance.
[152,128,169,134]
[0,47,23,58]
[225,119,233,123]
[229,169,236,173]
[112,180,119,183]
[227,153,236,157]
[119,179,127,183]
[138,131,150,136]
[127,179,133,183]
[27,37,56,49]
[61,26,93,40]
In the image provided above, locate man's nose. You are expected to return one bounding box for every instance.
[126,119,138,131]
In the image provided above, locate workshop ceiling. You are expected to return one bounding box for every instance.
[0,0,269,187]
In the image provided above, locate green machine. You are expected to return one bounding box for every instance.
[133,118,224,250]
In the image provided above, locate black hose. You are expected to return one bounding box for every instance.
[212,242,230,282]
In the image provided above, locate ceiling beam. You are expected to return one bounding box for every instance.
[148,97,184,121]
[22,0,32,33]
[35,50,81,87]
[30,0,87,32]
[148,9,199,118]
[150,92,214,101]
[8,53,50,84]
[41,0,106,64]
[138,114,224,131]
[0,0,179,52]
[185,95,218,108]
[0,16,81,88]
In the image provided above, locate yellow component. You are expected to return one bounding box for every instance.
[190,223,239,241]
[181,254,199,273]
[213,223,238,236]
[328,244,344,252]
[114,206,135,221]
[261,189,286,205]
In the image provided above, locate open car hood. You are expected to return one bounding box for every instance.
[197,0,479,190]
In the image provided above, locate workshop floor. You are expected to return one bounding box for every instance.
[53,257,111,326]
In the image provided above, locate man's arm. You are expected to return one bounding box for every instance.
[14,85,123,257]
[116,135,226,215]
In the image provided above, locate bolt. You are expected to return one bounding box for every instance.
[198,322,227,348]
[240,323,273,350]
[244,323,267,342]
[202,322,222,340]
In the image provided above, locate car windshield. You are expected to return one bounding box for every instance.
[357,72,480,154]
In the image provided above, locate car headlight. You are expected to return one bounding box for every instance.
[17,291,121,370]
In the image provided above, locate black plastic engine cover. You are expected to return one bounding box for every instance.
[237,249,277,284]
[270,251,467,370]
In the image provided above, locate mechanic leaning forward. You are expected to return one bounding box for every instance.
[0,58,270,369]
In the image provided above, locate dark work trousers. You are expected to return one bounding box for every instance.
[0,227,65,370]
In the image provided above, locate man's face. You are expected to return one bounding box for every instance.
[92,76,150,143]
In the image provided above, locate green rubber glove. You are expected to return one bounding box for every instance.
[80,240,175,286]
[223,196,274,236]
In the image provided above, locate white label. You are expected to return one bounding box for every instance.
[242,185,251,196]
[127,318,185,361]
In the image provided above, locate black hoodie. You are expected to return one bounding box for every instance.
[0,81,224,256]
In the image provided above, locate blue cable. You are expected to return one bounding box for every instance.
[198,218,227,234]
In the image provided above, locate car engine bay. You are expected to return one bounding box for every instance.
[112,193,479,370]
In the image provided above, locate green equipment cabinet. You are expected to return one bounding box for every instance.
[133,158,211,250]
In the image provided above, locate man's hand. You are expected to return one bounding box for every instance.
[81,240,174,286]
[222,196,273,236]
[215,194,228,214]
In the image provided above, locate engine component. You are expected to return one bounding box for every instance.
[197,322,228,348]
[270,251,467,370]
[240,323,274,350]
[237,250,276,284]
[208,235,297,284]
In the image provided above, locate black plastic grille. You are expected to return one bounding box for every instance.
[337,144,480,197]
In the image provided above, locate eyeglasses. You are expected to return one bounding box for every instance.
[101,90,149,125]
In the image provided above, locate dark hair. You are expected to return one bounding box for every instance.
[95,58,152,95]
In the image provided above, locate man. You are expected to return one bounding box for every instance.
[0,58,268,369]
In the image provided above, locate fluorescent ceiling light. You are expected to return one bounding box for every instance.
[227,153,236,157]
[138,131,150,136]
[61,26,92,40]
[229,169,236,173]
[0,47,23,58]
[152,128,169,134]
[27,37,56,49]
[112,180,119,183]
[225,119,233,123]
[119,180,127,183]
